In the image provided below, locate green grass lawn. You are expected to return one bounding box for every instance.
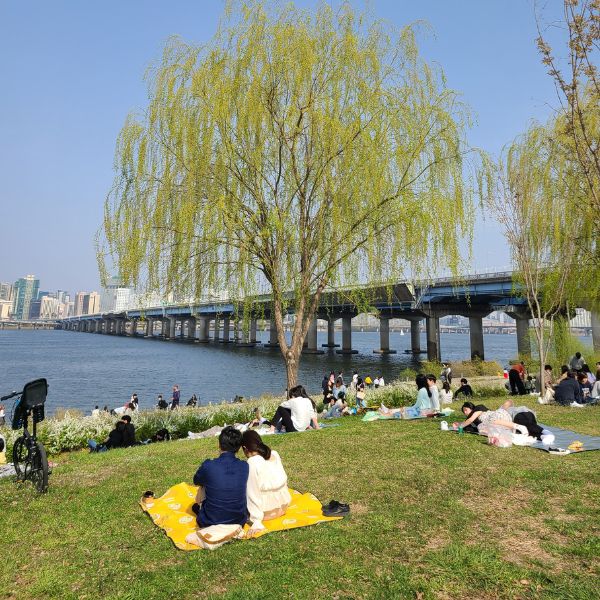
[1,397,599,600]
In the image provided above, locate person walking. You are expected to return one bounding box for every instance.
[170,385,180,410]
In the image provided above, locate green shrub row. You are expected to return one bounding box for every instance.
[0,378,507,456]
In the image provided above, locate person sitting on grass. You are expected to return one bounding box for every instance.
[332,377,346,401]
[456,401,490,433]
[577,373,593,402]
[324,396,349,419]
[88,420,127,452]
[269,385,319,433]
[121,415,136,447]
[440,382,453,405]
[241,430,291,537]
[189,426,249,530]
[426,374,440,412]
[379,374,432,418]
[554,371,584,407]
[582,364,596,385]
[454,378,473,399]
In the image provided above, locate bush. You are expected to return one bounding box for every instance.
[0,399,282,457]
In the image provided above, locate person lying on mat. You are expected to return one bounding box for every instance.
[379,374,432,418]
[500,400,544,439]
[458,402,521,436]
[241,430,292,537]
[269,385,319,433]
[191,426,249,528]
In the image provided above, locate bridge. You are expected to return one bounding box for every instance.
[0,319,57,330]
[58,271,600,361]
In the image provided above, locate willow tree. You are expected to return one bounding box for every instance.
[100,1,476,388]
[491,123,580,386]
[536,0,600,291]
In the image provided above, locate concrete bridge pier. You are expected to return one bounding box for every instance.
[186,317,197,342]
[374,315,397,354]
[506,308,532,356]
[304,318,324,354]
[322,318,339,348]
[250,319,259,344]
[264,318,279,348]
[516,317,531,356]
[410,319,422,354]
[336,315,358,355]
[197,317,209,342]
[469,315,485,360]
[220,316,231,343]
[425,314,441,362]
[213,317,221,342]
[144,318,153,338]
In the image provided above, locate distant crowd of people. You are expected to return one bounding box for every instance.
[540,353,600,407]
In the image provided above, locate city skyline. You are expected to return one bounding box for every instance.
[1,1,565,293]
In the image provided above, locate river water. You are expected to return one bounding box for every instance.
[0,329,591,415]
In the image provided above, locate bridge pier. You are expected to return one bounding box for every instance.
[304,318,324,354]
[469,316,485,360]
[374,316,396,354]
[197,317,209,342]
[213,316,221,342]
[410,319,422,354]
[220,316,231,343]
[322,318,339,348]
[144,318,153,338]
[264,317,279,348]
[336,315,358,354]
[426,314,441,362]
[186,317,197,341]
[250,318,259,344]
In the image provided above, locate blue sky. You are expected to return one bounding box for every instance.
[0,1,563,293]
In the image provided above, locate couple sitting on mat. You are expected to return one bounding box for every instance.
[186,426,291,546]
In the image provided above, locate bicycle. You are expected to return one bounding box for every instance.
[1,378,50,493]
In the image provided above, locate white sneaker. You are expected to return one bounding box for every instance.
[570,402,585,408]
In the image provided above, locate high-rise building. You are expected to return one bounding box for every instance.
[100,277,132,312]
[0,282,14,302]
[82,291,100,315]
[74,291,87,316]
[39,296,62,319]
[0,299,12,319]
[12,275,40,320]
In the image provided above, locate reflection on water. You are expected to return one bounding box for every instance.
[0,329,591,415]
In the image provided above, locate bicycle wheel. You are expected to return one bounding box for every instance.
[30,442,49,493]
[12,436,28,480]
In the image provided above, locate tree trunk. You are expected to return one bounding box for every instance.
[285,347,300,393]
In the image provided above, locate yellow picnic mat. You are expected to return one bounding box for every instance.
[140,482,342,550]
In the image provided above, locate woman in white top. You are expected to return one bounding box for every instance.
[440,382,453,404]
[270,385,319,433]
[242,430,292,536]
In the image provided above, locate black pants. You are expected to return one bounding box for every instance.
[272,406,297,432]
[508,369,526,395]
[513,411,543,439]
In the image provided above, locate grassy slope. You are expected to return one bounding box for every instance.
[1,397,599,600]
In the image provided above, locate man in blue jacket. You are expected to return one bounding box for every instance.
[192,426,249,527]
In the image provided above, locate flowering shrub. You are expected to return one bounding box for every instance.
[0,399,281,456]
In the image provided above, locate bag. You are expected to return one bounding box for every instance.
[186,524,244,550]
[487,425,512,448]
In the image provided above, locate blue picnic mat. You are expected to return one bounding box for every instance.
[532,424,600,454]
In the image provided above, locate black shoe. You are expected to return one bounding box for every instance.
[191,503,200,515]
[322,500,350,517]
